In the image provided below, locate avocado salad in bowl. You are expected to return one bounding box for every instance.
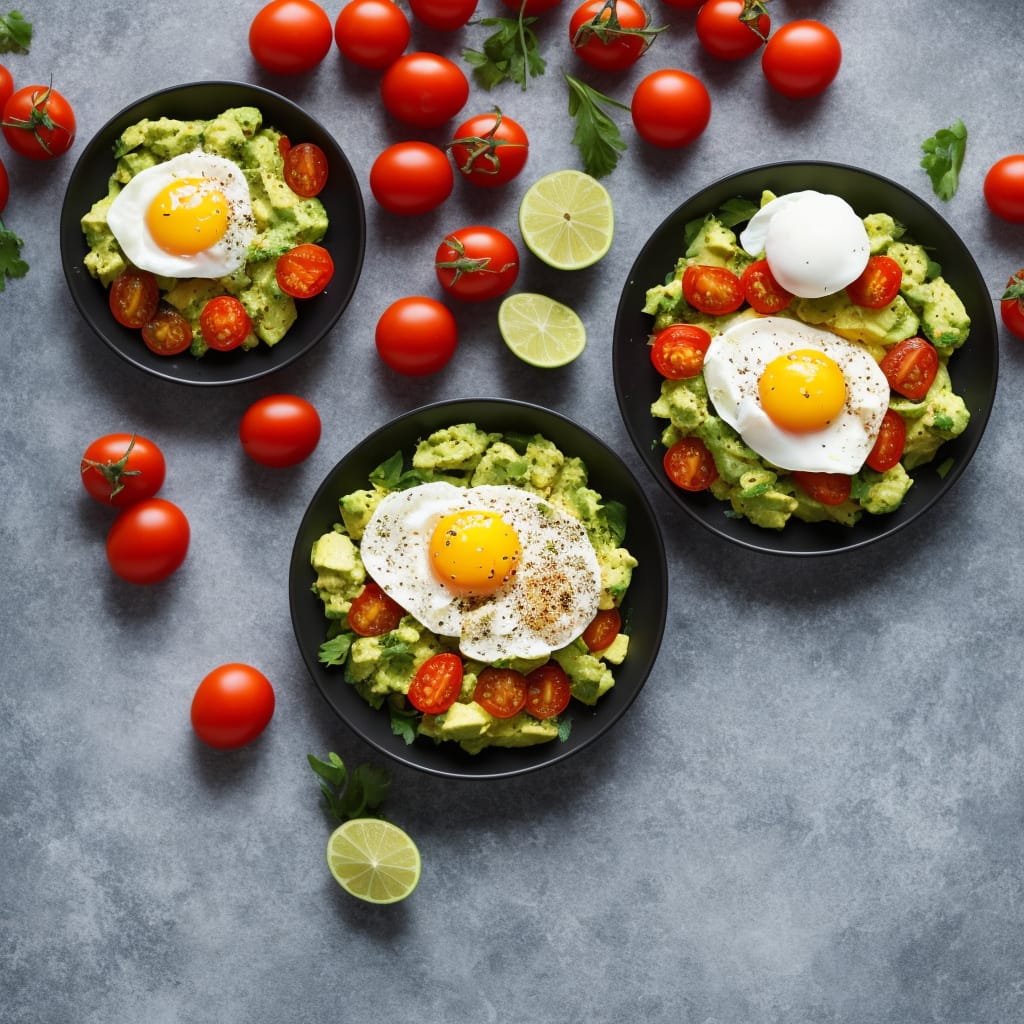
[613,161,998,557]
[289,399,668,780]
[59,81,365,386]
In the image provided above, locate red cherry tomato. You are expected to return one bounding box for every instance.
[524,664,572,719]
[761,20,841,99]
[569,0,659,71]
[581,608,621,652]
[380,52,469,128]
[409,0,478,30]
[2,83,76,159]
[663,437,718,491]
[407,653,463,714]
[191,664,276,750]
[142,308,193,357]
[630,69,711,148]
[649,323,712,379]
[199,295,252,352]
[845,255,902,309]
[791,471,852,506]
[375,296,458,375]
[449,110,529,188]
[347,581,406,636]
[984,155,1024,223]
[334,0,410,68]
[275,243,334,298]
[370,141,454,215]
[0,65,13,112]
[682,264,744,314]
[740,258,792,314]
[105,498,190,584]
[249,0,333,74]
[239,394,321,467]
[865,409,907,473]
[283,142,328,197]
[500,0,563,12]
[878,337,939,401]
[696,0,770,61]
[435,225,520,303]
[999,269,1024,339]
[473,667,528,718]
[80,433,166,508]
[108,267,160,329]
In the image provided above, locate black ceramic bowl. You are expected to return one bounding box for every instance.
[59,81,365,386]
[613,161,998,556]
[289,399,668,780]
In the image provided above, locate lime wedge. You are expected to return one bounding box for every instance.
[518,169,614,271]
[498,292,586,368]
[326,819,421,904]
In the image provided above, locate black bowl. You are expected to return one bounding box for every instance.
[613,161,999,556]
[59,81,365,386]
[288,399,668,780]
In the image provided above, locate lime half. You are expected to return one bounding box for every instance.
[518,169,614,271]
[326,819,421,904]
[498,292,586,368]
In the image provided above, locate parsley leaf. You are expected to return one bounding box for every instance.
[0,10,31,53]
[564,74,629,178]
[308,752,391,822]
[389,703,420,745]
[464,15,545,91]
[920,119,968,201]
[0,219,28,291]
[318,632,355,668]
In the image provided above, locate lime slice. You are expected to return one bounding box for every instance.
[518,169,614,270]
[498,292,587,368]
[326,819,421,904]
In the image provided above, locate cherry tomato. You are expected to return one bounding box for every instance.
[435,226,520,303]
[449,110,529,188]
[865,409,907,473]
[846,255,902,309]
[0,65,12,111]
[108,267,160,329]
[999,270,1024,339]
[142,308,193,357]
[500,0,563,13]
[380,52,469,128]
[569,0,659,72]
[524,664,572,719]
[581,608,621,652]
[191,664,276,750]
[664,437,718,491]
[630,69,711,148]
[1,83,76,159]
[275,243,334,298]
[879,337,939,401]
[473,667,528,719]
[334,0,410,68]
[682,264,744,314]
[983,155,1024,223]
[199,295,252,352]
[239,394,321,467]
[649,323,712,379]
[408,653,463,714]
[375,296,458,375]
[761,20,841,99]
[105,498,190,584]
[370,141,454,215]
[791,471,851,506]
[409,0,478,30]
[696,0,769,61]
[81,433,166,508]
[283,142,328,198]
[347,581,406,636]
[249,0,333,74]
[0,156,8,214]
[740,259,792,314]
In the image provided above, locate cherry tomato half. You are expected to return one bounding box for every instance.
[878,337,939,401]
[696,0,770,61]
[449,110,529,188]
[649,323,712,379]
[239,394,321,467]
[407,653,463,714]
[682,264,744,315]
[663,437,718,492]
[409,0,478,31]
[474,667,528,719]
[142,308,193,357]
[249,0,333,74]
[375,296,458,375]
[199,295,252,352]
[370,141,454,215]
[105,498,190,584]
[791,471,852,506]
[275,243,334,298]
[581,608,621,652]
[865,409,907,473]
[761,20,841,99]
[740,259,792,314]
[569,0,659,72]
[347,581,406,636]
[524,663,572,719]
[435,225,520,303]
[380,52,469,128]
[334,0,410,68]
[630,69,711,149]
[2,83,76,159]
[846,255,902,309]
[1000,270,1024,339]
[109,267,160,329]
[81,433,166,508]
[283,142,328,197]
[984,155,1024,223]
[191,663,276,750]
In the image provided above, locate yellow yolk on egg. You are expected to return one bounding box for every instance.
[757,348,847,433]
[429,509,521,595]
[145,177,230,257]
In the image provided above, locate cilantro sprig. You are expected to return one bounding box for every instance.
[920,119,968,201]
[308,752,391,822]
[564,74,629,178]
[0,9,31,53]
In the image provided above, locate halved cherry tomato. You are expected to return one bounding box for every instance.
[740,259,792,314]
[865,409,907,473]
[682,264,744,315]
[283,141,329,197]
[199,295,252,352]
[879,336,939,400]
[348,581,405,636]
[791,471,851,506]
[846,255,902,309]
[142,308,192,356]
[663,437,718,491]
[649,323,712,379]
[109,267,159,329]
[275,243,334,298]
[524,663,572,719]
[408,652,463,714]
[473,667,528,719]
[581,608,621,652]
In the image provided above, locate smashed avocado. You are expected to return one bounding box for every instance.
[644,191,971,530]
[80,106,329,357]
[311,424,636,755]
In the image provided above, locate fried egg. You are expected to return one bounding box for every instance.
[739,190,870,298]
[360,482,602,662]
[107,150,255,278]
[703,316,890,474]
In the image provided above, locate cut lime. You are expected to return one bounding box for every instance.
[518,169,614,271]
[498,292,586,368]
[326,819,421,904]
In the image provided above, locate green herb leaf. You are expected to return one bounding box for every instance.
[318,632,355,667]
[308,752,347,789]
[368,450,430,492]
[389,704,419,745]
[564,74,629,179]
[0,10,32,53]
[0,220,28,292]
[599,499,628,547]
[308,751,391,822]
[464,15,545,91]
[920,119,968,201]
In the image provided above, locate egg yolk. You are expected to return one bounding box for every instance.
[758,348,847,433]
[429,510,521,596]
[145,177,229,256]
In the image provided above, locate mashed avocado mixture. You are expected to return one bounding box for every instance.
[310,424,638,755]
[644,191,971,530]
[80,106,329,356]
